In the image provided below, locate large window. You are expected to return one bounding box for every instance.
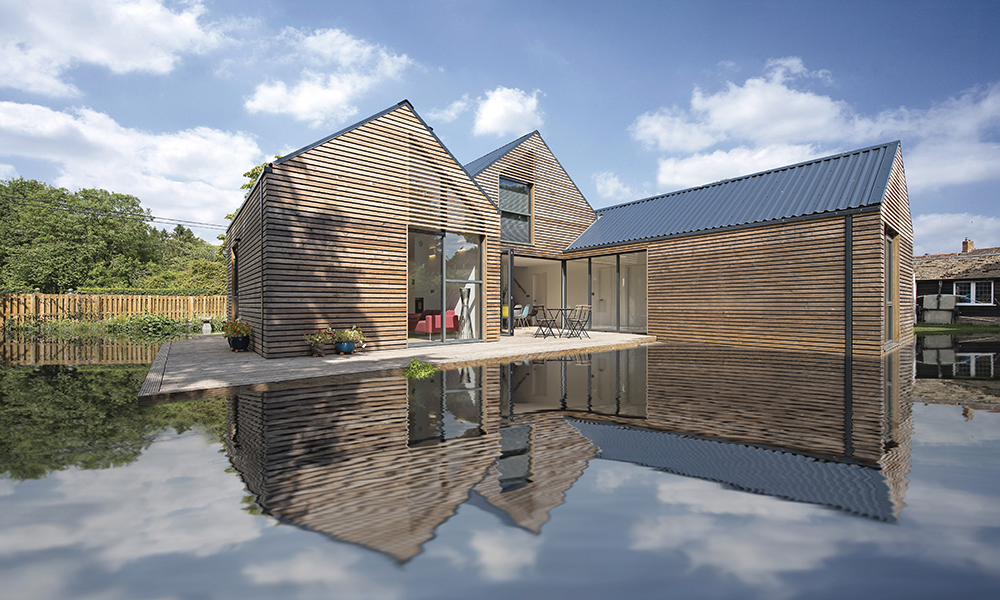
[954,281,995,305]
[408,230,482,344]
[499,177,531,244]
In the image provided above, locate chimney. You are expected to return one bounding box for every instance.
[962,238,974,253]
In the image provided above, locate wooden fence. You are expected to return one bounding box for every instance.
[1,293,228,322]
[1,338,160,366]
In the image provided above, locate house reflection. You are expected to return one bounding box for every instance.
[225,343,914,561]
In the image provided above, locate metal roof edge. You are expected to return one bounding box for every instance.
[229,165,272,236]
[530,132,598,216]
[594,140,903,216]
[405,103,500,213]
[564,204,883,253]
[273,100,413,166]
[463,130,538,177]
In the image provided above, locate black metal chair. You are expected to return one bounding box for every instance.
[533,307,558,338]
[564,305,591,338]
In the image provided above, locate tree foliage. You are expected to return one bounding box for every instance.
[0,364,228,480]
[0,178,225,293]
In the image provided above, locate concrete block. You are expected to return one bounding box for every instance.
[922,295,939,309]
[924,309,953,324]
[938,295,959,310]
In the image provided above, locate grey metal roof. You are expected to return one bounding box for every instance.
[566,141,901,251]
[569,419,897,522]
[463,131,538,176]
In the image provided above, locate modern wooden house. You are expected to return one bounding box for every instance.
[229,101,501,358]
[228,101,913,358]
[914,239,1000,323]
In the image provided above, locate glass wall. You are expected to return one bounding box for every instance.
[619,252,647,333]
[408,229,482,344]
[591,255,617,330]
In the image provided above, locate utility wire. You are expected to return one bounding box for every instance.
[0,193,229,230]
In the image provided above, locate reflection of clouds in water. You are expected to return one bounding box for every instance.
[592,463,637,492]
[903,484,1000,571]
[910,404,1000,447]
[469,528,542,581]
[244,546,399,598]
[423,544,469,568]
[627,446,1000,596]
[655,478,817,520]
[0,479,14,497]
[0,432,265,571]
[1,558,76,600]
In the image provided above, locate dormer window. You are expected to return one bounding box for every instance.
[499,177,531,244]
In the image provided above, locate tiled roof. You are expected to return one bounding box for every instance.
[914,247,1000,280]
[463,131,537,176]
[566,141,900,251]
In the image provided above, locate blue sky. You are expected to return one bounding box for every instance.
[1,0,998,255]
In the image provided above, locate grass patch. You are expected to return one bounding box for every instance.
[404,357,438,380]
[915,323,1000,334]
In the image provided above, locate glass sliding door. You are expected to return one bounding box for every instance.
[591,255,617,330]
[619,251,647,333]
[408,229,482,344]
[500,250,512,335]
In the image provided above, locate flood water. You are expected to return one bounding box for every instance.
[1,337,999,599]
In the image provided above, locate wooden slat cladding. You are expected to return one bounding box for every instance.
[230,103,499,358]
[882,148,915,344]
[644,344,888,463]
[228,184,264,353]
[227,370,504,561]
[474,133,597,260]
[644,217,850,353]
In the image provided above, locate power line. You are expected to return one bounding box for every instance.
[0,193,229,230]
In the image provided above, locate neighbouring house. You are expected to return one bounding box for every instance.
[228,100,913,361]
[914,239,1000,323]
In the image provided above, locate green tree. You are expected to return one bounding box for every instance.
[0,178,158,292]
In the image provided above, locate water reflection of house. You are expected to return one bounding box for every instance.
[914,333,1000,419]
[227,343,914,559]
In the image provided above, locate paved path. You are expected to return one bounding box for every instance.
[140,329,656,403]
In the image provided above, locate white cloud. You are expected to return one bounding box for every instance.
[0,101,262,237]
[912,213,1000,255]
[631,58,1000,194]
[473,86,544,137]
[656,144,820,190]
[469,528,541,581]
[593,171,640,201]
[244,28,413,128]
[0,0,224,97]
[0,163,18,180]
[427,95,471,123]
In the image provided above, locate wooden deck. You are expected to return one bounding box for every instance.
[139,330,656,404]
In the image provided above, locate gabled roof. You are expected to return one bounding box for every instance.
[914,247,1000,280]
[566,141,901,252]
[463,131,538,176]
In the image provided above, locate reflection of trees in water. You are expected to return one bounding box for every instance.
[0,364,227,480]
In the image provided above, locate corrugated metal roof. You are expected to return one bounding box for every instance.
[566,141,900,251]
[569,419,896,522]
[463,131,537,176]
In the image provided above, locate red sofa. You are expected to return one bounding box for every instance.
[412,310,458,334]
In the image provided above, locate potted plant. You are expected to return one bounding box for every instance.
[330,325,365,355]
[223,320,252,352]
[303,329,332,357]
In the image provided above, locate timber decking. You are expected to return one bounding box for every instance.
[138,330,657,403]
